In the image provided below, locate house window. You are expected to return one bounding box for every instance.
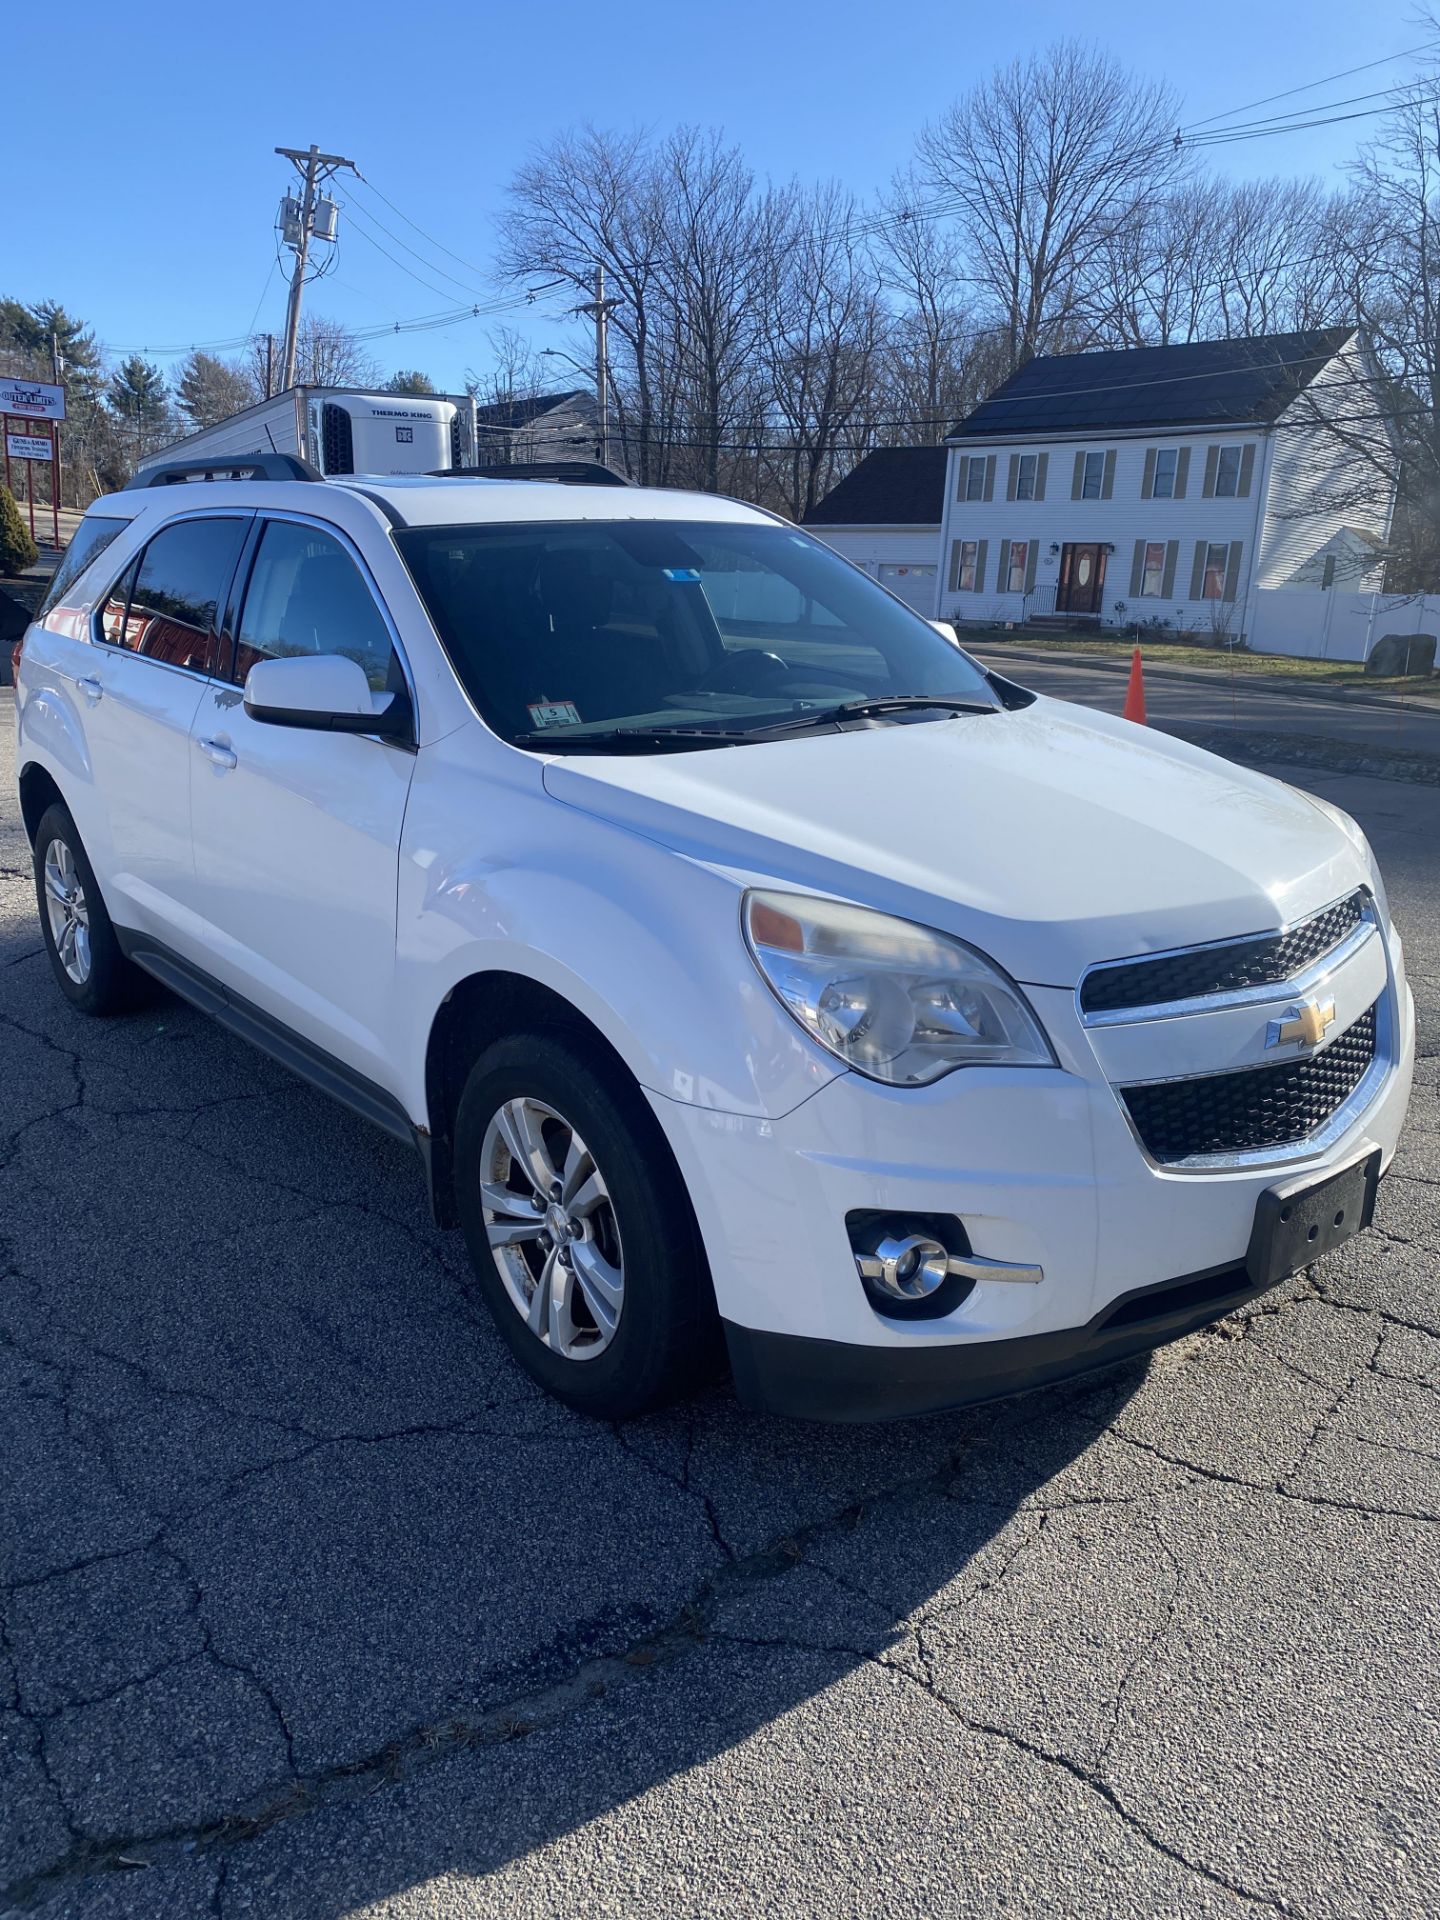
[965,460,987,501]
[1214,446,1242,497]
[1015,453,1038,501]
[958,541,979,592]
[1151,449,1179,499]
[1081,451,1106,499]
[1202,543,1229,599]
[1141,543,1166,597]
[1006,541,1029,594]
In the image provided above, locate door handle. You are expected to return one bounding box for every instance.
[77,676,103,700]
[196,737,238,770]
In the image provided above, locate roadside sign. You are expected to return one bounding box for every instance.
[0,376,66,421]
[8,431,54,461]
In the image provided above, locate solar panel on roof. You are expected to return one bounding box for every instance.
[952,327,1353,439]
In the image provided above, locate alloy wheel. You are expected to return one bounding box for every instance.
[43,839,92,985]
[479,1096,625,1361]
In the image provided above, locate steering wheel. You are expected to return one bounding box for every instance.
[700,649,790,693]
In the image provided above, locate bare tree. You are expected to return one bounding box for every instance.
[244,315,377,392]
[871,173,994,439]
[653,128,773,493]
[1091,178,1230,345]
[1327,76,1440,587]
[499,126,669,482]
[917,41,1182,370]
[760,183,886,517]
[465,327,549,407]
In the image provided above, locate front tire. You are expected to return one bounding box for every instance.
[454,1029,719,1419]
[32,803,150,1016]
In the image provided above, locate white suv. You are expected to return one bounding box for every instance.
[13,457,1415,1421]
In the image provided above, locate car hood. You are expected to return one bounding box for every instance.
[541,696,1364,987]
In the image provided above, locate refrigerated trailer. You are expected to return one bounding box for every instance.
[134,386,479,479]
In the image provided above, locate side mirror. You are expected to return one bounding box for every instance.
[929,619,959,645]
[242,653,411,741]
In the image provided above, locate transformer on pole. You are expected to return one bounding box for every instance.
[274,145,357,392]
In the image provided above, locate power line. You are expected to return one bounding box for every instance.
[1179,41,1439,132]
[338,194,491,302]
[351,173,492,282]
[1183,88,1440,151]
[341,210,484,306]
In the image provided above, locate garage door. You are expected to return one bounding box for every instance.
[878,563,936,615]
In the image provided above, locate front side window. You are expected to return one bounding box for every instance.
[1141,542,1166,597]
[958,540,978,592]
[1006,541,1029,594]
[234,521,398,691]
[95,517,247,673]
[1015,453,1037,501]
[1081,451,1105,500]
[395,518,999,749]
[1214,445,1243,497]
[964,459,986,501]
[1202,542,1229,599]
[1151,448,1179,499]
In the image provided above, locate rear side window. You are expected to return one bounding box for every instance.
[232,521,398,692]
[96,517,248,674]
[37,516,128,618]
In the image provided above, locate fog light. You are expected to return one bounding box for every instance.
[856,1233,951,1302]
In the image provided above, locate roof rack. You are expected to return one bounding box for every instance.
[433,460,631,488]
[126,453,324,489]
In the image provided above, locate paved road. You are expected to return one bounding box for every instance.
[977,643,1440,759]
[2,688,1439,1918]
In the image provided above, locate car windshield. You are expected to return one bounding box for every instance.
[394,517,999,749]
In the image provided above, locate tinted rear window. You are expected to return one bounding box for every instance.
[37,516,129,618]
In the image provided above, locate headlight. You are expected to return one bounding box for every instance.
[743,890,1056,1086]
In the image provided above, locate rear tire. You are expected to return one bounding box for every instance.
[32,803,150,1016]
[454,1028,719,1419]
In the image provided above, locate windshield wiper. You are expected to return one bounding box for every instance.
[752,694,999,733]
[511,724,757,751]
[511,695,999,752]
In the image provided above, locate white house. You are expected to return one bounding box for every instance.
[936,327,1394,640]
[802,445,947,613]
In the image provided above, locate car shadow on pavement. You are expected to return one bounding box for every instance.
[0,908,1153,1914]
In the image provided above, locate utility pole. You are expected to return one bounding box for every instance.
[577,264,618,469]
[275,144,356,392]
[264,334,275,400]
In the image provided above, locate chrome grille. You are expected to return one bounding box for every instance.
[1121,1003,1378,1164]
[1081,891,1368,1016]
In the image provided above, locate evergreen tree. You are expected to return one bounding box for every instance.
[0,483,39,576]
[176,350,258,430]
[385,369,437,395]
[107,355,172,456]
[0,298,104,404]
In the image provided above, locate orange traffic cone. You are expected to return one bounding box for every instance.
[1123,645,1147,725]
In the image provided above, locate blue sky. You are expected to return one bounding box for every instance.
[11,0,1428,393]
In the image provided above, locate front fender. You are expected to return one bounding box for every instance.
[394,729,841,1127]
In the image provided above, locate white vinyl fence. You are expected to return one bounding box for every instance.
[1248,588,1440,664]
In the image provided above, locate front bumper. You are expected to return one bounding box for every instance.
[648,929,1415,1422]
[725,1259,1284,1423]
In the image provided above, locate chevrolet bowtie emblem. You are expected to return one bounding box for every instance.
[1266,998,1337,1050]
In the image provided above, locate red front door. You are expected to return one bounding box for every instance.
[1058,543,1106,615]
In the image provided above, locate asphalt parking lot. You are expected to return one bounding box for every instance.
[2,684,1439,1919]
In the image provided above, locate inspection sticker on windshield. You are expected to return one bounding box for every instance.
[527,699,583,730]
